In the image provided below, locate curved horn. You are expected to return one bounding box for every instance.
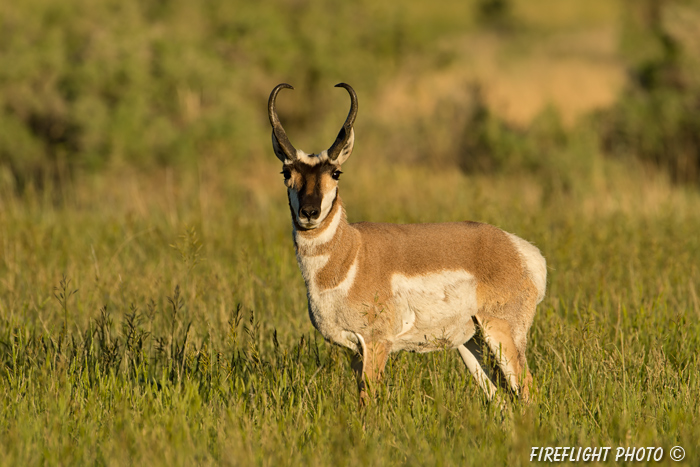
[268,83,297,161]
[327,83,358,161]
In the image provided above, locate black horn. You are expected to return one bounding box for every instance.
[327,83,358,161]
[268,83,297,161]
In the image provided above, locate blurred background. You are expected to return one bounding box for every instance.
[1,0,699,194]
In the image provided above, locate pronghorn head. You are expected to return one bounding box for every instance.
[268,83,357,230]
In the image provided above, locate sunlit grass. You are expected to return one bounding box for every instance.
[1,158,699,465]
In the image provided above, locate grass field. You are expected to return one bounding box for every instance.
[2,0,700,465]
[1,158,699,465]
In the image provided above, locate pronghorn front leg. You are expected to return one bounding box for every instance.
[351,334,390,405]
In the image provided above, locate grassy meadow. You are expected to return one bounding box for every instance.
[2,0,700,465]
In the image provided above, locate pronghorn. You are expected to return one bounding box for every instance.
[268,83,546,403]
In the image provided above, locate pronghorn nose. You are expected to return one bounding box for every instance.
[300,206,320,220]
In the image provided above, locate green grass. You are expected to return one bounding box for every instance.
[1,158,699,465]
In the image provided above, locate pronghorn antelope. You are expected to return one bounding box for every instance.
[268,83,547,403]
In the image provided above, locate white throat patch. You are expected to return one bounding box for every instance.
[294,204,342,249]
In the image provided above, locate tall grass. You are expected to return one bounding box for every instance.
[1,158,699,465]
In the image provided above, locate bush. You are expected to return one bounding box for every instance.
[457,86,585,190]
[598,0,700,185]
[1,0,459,191]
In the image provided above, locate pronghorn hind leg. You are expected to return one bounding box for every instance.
[351,335,390,406]
[474,314,532,402]
[457,343,498,400]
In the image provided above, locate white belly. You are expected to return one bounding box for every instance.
[388,270,479,352]
[300,250,479,354]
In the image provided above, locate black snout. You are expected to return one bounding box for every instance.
[300,205,320,221]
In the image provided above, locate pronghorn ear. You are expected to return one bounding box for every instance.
[271,131,294,164]
[333,128,354,165]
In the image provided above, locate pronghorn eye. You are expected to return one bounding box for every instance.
[332,170,342,180]
[281,169,292,180]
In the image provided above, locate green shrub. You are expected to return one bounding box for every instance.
[598,0,700,185]
[457,85,595,195]
[0,0,477,192]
